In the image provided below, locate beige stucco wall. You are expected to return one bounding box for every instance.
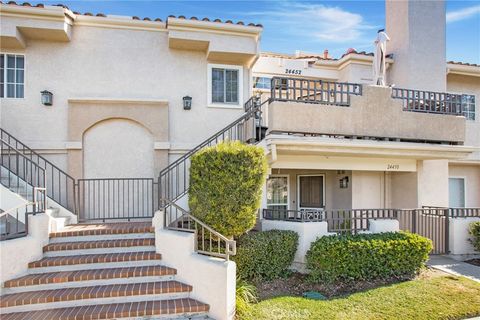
[389,171,418,208]
[449,164,480,207]
[83,119,155,178]
[417,159,449,207]
[1,20,254,179]
[386,0,446,91]
[447,74,480,160]
[351,171,385,209]
[268,86,465,143]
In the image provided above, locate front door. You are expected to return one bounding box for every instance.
[298,175,325,211]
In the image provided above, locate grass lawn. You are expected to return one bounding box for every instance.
[249,272,480,320]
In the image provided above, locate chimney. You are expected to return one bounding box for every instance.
[386,0,446,91]
[323,49,329,59]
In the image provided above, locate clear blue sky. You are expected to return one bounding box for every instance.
[37,0,480,63]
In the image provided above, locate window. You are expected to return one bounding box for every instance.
[208,64,243,107]
[1,54,25,98]
[253,77,271,90]
[298,175,325,209]
[462,94,476,121]
[449,177,465,207]
[266,176,288,211]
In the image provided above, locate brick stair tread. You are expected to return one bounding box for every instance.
[49,222,154,238]
[43,238,155,252]
[4,266,176,288]
[0,298,209,319]
[29,251,161,268]
[0,280,192,307]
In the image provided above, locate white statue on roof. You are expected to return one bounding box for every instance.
[373,29,390,86]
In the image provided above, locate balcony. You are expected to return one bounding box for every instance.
[266,77,474,144]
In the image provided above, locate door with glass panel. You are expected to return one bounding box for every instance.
[298,175,325,220]
[266,176,289,220]
[449,178,465,207]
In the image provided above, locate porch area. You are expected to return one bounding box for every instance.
[259,138,480,257]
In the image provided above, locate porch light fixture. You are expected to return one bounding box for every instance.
[41,90,53,106]
[340,176,349,189]
[183,96,192,110]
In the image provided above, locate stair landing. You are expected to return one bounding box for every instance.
[49,222,154,238]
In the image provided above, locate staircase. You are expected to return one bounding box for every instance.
[0,222,210,319]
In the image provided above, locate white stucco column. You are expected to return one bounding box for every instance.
[417,160,449,207]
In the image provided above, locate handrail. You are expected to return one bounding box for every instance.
[158,96,263,208]
[1,138,47,209]
[161,198,236,260]
[0,128,76,213]
[0,197,42,241]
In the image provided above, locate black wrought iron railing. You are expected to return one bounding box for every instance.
[162,199,236,260]
[1,138,47,211]
[0,188,46,241]
[263,208,397,234]
[158,96,264,209]
[270,77,362,106]
[391,88,466,115]
[0,129,75,213]
[76,178,155,222]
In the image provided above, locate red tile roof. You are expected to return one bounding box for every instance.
[0,1,263,27]
[447,61,479,67]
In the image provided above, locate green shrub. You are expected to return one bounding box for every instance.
[189,141,267,238]
[469,221,480,252]
[234,230,298,280]
[306,232,432,283]
[235,277,258,320]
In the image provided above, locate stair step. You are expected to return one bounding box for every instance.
[43,238,155,252]
[1,280,192,309]
[49,222,154,238]
[29,251,161,268]
[4,265,176,289]
[0,298,209,319]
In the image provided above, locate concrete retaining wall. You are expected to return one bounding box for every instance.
[449,217,480,255]
[0,213,50,288]
[153,211,236,320]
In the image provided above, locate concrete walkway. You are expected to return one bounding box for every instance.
[428,255,480,283]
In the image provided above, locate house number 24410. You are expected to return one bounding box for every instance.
[387,164,400,170]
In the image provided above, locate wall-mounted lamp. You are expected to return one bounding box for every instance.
[183,96,192,110]
[340,176,349,189]
[41,90,53,106]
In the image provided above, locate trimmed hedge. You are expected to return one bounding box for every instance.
[234,230,298,280]
[469,221,480,252]
[189,141,267,238]
[306,232,432,283]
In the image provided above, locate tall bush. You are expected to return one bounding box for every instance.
[189,141,267,238]
[306,232,432,283]
[469,221,480,252]
[233,230,298,280]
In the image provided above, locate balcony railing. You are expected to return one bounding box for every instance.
[263,208,397,234]
[270,77,362,106]
[391,87,469,116]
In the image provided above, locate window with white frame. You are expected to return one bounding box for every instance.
[266,176,289,211]
[253,76,271,90]
[462,94,476,121]
[208,64,243,107]
[1,54,25,98]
